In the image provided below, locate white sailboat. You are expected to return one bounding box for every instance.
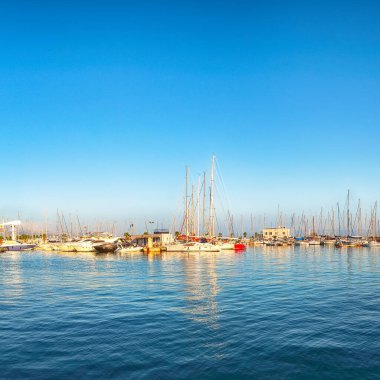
[181,242,221,252]
[218,242,235,250]
[166,156,224,253]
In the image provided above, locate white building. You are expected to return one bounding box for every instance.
[262,227,290,239]
[131,229,173,246]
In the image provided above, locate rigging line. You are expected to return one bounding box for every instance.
[214,184,229,231]
[215,158,232,212]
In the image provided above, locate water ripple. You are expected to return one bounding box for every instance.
[0,247,379,379]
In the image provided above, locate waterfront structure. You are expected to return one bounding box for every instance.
[0,220,37,251]
[0,220,21,241]
[132,229,173,247]
[262,227,290,239]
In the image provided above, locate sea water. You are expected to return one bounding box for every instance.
[1,246,379,379]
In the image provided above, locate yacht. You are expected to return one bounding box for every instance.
[1,240,36,251]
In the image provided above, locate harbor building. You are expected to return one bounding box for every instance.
[131,229,173,247]
[262,227,290,239]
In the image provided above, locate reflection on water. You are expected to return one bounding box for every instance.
[181,253,220,329]
[0,246,380,379]
[0,253,24,302]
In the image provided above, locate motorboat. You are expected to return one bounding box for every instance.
[321,239,336,245]
[364,240,380,247]
[93,242,118,253]
[0,240,36,251]
[117,245,143,253]
[72,240,97,252]
[0,220,36,251]
[56,243,78,252]
[116,240,143,253]
[336,236,366,248]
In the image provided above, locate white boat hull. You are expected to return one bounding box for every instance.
[1,240,36,251]
[2,244,36,251]
[117,246,143,253]
[219,243,235,250]
[165,243,221,252]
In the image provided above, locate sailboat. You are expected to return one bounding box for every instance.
[167,156,223,253]
[364,202,380,247]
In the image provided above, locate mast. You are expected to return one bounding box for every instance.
[185,166,189,241]
[197,176,200,237]
[375,201,378,238]
[347,189,350,236]
[191,184,194,235]
[209,155,215,237]
[290,213,295,237]
[337,202,341,236]
[77,215,83,237]
[56,209,60,240]
[304,215,307,237]
[69,213,73,240]
[45,211,48,241]
[202,172,206,236]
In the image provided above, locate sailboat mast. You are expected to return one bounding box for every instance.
[337,203,341,236]
[332,208,335,236]
[375,201,378,238]
[191,184,194,235]
[202,172,206,236]
[347,189,350,236]
[197,176,200,237]
[45,211,48,240]
[185,166,189,241]
[209,155,215,237]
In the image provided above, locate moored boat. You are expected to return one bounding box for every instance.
[73,240,97,252]
[93,242,118,253]
[364,240,380,248]
[0,240,36,251]
[116,244,143,253]
[218,242,235,250]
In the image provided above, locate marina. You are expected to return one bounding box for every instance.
[2,1,380,377]
[1,158,379,255]
[1,246,379,378]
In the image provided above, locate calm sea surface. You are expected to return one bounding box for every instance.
[1,247,380,379]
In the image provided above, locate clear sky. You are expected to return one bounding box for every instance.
[1,1,379,231]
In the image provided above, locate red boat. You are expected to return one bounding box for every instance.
[234,243,246,251]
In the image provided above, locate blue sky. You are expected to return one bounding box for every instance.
[0,1,379,231]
